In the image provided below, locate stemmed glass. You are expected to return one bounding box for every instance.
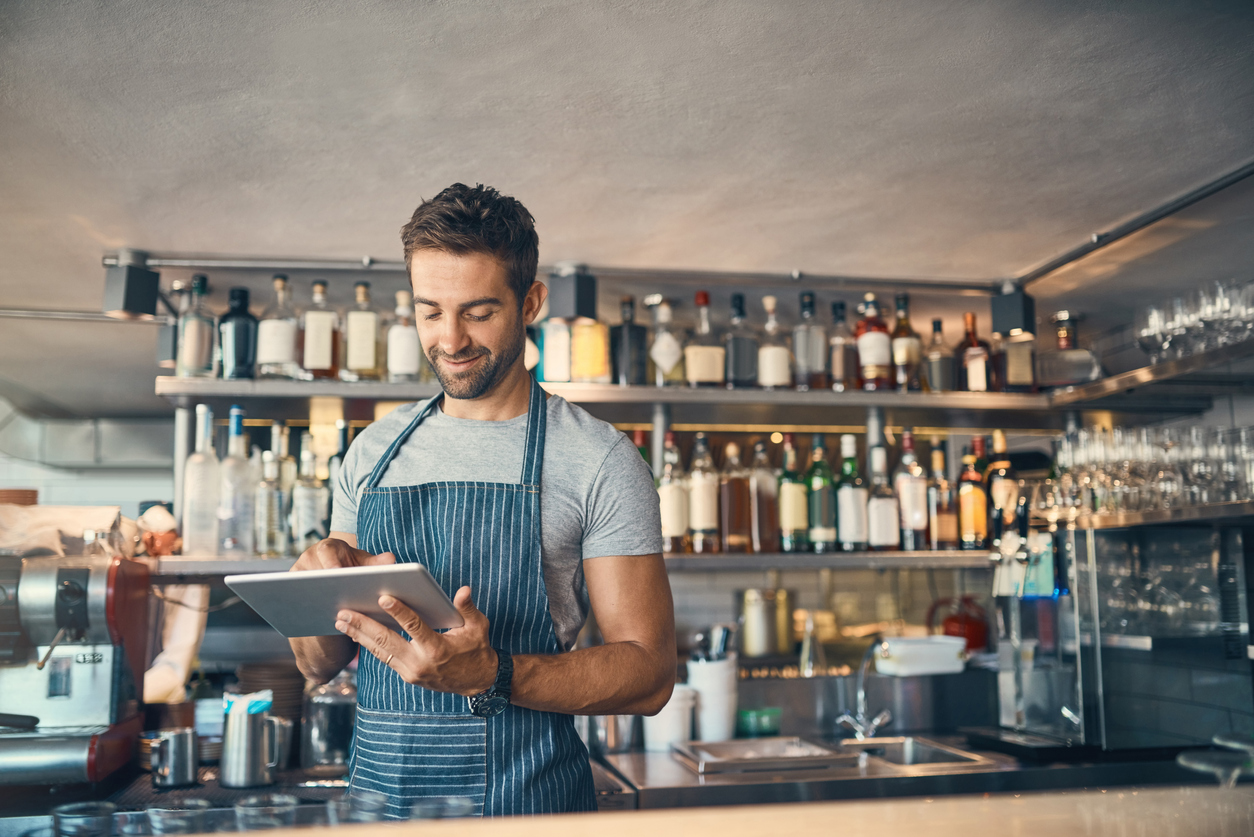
[1177,749,1254,789]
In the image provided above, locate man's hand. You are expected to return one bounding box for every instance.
[290,537,395,573]
[334,586,498,697]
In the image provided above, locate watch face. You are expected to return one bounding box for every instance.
[476,695,509,718]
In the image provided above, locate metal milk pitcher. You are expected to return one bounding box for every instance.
[220,711,282,788]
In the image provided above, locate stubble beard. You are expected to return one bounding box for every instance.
[428,327,525,400]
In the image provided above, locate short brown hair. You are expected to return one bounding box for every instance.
[400,183,539,307]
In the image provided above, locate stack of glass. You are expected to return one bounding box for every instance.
[1135,278,1254,363]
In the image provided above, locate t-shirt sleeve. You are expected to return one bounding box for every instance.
[581,435,663,559]
[330,439,364,535]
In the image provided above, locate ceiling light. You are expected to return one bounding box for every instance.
[103,248,161,320]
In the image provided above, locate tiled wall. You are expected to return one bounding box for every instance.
[0,451,173,520]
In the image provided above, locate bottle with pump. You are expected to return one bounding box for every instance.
[656,431,690,554]
[829,301,858,392]
[855,293,893,390]
[291,443,330,551]
[867,445,901,550]
[387,290,423,383]
[758,296,792,389]
[806,434,838,553]
[610,296,648,385]
[219,288,258,380]
[645,296,685,386]
[176,274,216,378]
[723,294,759,388]
[893,430,929,550]
[956,312,995,392]
[891,293,924,391]
[182,404,219,555]
[792,292,828,390]
[748,441,780,553]
[254,451,289,557]
[256,274,301,379]
[924,319,956,392]
[837,434,870,551]
[928,440,959,549]
[218,405,255,555]
[688,433,721,552]
[777,433,809,553]
[958,454,989,550]
[719,442,753,553]
[301,280,340,380]
[684,291,726,387]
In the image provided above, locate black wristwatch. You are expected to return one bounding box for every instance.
[469,648,513,718]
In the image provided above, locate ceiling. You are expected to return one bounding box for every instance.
[2,0,1254,417]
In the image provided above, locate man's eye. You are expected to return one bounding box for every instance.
[466,312,493,322]
[423,312,441,321]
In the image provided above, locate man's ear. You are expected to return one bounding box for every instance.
[523,281,548,326]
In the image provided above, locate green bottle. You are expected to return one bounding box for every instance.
[837,434,870,551]
[806,434,838,553]
[777,433,810,552]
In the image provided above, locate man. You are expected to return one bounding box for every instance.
[289,183,674,817]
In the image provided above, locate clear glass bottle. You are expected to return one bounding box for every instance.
[958,454,988,550]
[176,274,217,378]
[645,296,686,386]
[837,434,869,551]
[867,446,901,550]
[341,281,383,381]
[218,405,255,555]
[719,442,752,553]
[792,292,828,390]
[657,431,690,554]
[1036,311,1103,387]
[748,441,780,553]
[610,296,649,385]
[386,290,423,382]
[539,318,572,382]
[829,301,858,392]
[182,404,219,555]
[927,440,959,549]
[301,280,341,380]
[256,274,301,379]
[923,319,956,392]
[891,293,924,391]
[218,287,258,380]
[806,434,838,553]
[777,433,809,553]
[855,293,893,390]
[893,430,929,550]
[956,312,994,392]
[724,294,759,388]
[254,450,289,558]
[291,444,330,551]
[327,419,349,527]
[758,296,793,389]
[571,316,611,383]
[271,423,298,516]
[688,432,721,553]
[684,291,726,387]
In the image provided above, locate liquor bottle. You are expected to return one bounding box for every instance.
[893,430,929,550]
[1036,311,1102,388]
[176,274,217,379]
[855,293,893,390]
[571,315,611,383]
[341,282,383,381]
[218,287,258,380]
[748,441,780,553]
[806,434,838,553]
[792,292,828,390]
[986,429,1020,531]
[256,274,301,379]
[972,435,989,477]
[719,442,752,553]
[610,296,649,385]
[301,280,340,380]
[271,423,298,513]
[254,451,289,558]
[327,418,349,525]
[539,318,571,382]
[633,429,649,462]
[777,433,809,553]
[646,296,685,386]
[657,431,690,554]
[989,331,1006,393]
[956,312,994,392]
[867,446,901,550]
[182,404,219,555]
[688,432,721,553]
[927,440,959,549]
[684,291,726,387]
[829,301,858,393]
[724,294,759,388]
[837,434,869,551]
[218,405,255,555]
[958,454,988,550]
[290,443,330,551]
[891,293,924,391]
[386,290,423,383]
[1002,333,1037,393]
[923,319,956,392]
[757,296,792,390]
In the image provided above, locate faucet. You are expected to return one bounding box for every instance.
[836,639,892,740]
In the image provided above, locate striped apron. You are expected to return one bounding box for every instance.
[348,376,597,818]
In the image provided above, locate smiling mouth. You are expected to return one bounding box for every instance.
[439,354,484,372]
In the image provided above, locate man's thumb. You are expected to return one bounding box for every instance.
[363,551,396,566]
[453,585,480,616]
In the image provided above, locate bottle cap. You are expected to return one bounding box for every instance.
[895,292,909,308]
[229,287,250,308]
[932,318,943,331]
[782,432,795,446]
[762,295,777,313]
[272,274,288,289]
[799,291,816,313]
[695,291,710,307]
[395,289,413,307]
[191,274,208,294]
[730,293,746,318]
[832,300,846,320]
[811,433,825,449]
[725,442,741,460]
[840,434,857,459]
[901,430,915,452]
[655,301,674,324]
[312,280,328,293]
[633,429,646,446]
[962,454,976,465]
[664,430,677,444]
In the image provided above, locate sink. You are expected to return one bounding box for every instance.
[839,736,985,766]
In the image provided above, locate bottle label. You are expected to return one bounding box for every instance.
[897,478,929,530]
[346,311,379,371]
[178,318,215,374]
[256,319,298,365]
[892,336,921,367]
[838,485,869,543]
[868,496,901,547]
[808,485,837,542]
[303,311,336,370]
[831,343,853,384]
[959,484,988,540]
[1005,341,1034,386]
[650,332,683,374]
[684,345,726,384]
[571,322,610,382]
[688,472,720,530]
[387,326,422,375]
[964,348,988,391]
[542,323,571,382]
[758,345,792,387]
[778,482,809,531]
[933,511,958,544]
[658,483,690,538]
[857,331,892,375]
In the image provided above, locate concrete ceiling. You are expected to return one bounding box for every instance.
[2,0,1254,416]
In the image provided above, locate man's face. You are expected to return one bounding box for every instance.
[408,249,543,400]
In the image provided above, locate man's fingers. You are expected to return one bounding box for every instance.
[379,596,435,644]
[362,551,397,566]
[335,609,403,666]
[451,586,488,630]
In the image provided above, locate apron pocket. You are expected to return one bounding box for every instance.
[350,707,487,819]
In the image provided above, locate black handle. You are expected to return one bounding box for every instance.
[0,713,39,730]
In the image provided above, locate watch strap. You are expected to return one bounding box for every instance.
[490,647,513,702]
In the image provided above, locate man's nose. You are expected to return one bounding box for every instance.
[437,315,473,356]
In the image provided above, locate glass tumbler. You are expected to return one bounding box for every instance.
[326,790,388,824]
[146,799,211,835]
[54,803,117,837]
[410,797,477,819]
[234,794,298,831]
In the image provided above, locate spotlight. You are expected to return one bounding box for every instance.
[103,249,160,320]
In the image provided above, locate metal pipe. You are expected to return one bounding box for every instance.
[101,254,409,272]
[0,308,164,324]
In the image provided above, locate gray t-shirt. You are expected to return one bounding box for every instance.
[331,394,662,651]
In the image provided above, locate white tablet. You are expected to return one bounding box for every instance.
[224,563,464,638]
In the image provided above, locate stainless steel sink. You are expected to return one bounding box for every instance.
[839,736,987,766]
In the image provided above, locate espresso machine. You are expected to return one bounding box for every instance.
[0,555,149,784]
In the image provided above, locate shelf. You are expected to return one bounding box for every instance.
[664,550,992,571]
[152,555,295,583]
[1070,501,1254,530]
[1049,337,1254,406]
